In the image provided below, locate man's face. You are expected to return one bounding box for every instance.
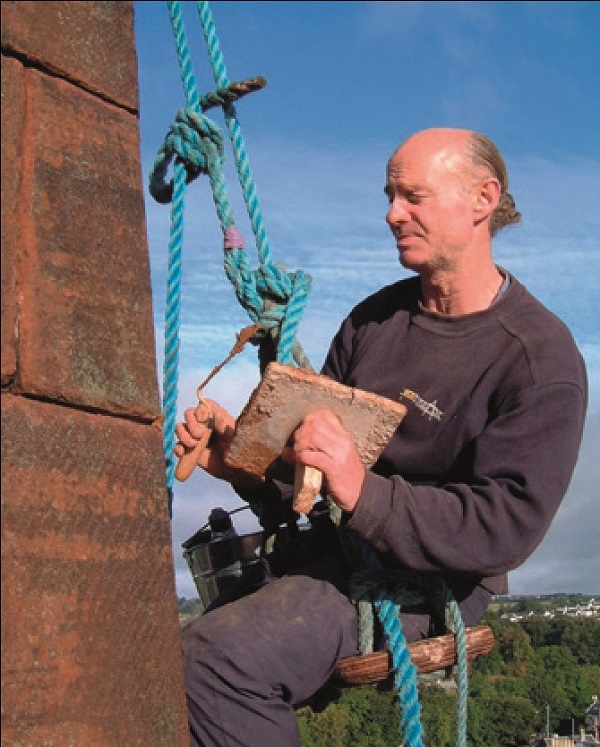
[385,134,476,274]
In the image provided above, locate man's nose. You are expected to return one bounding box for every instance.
[386,199,410,224]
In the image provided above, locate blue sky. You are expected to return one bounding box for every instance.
[134,1,600,599]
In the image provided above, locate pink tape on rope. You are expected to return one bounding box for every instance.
[223,226,245,250]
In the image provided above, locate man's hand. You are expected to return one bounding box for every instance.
[174,399,263,492]
[284,408,365,514]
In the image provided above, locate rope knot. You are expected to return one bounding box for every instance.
[149,106,225,204]
[222,250,313,365]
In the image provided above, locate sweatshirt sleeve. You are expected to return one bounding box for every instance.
[345,378,587,577]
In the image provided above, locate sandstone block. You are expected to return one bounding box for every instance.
[0,56,25,384]
[226,362,407,480]
[1,394,187,746]
[1,1,138,110]
[13,69,159,418]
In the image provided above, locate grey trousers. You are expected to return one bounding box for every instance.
[181,557,490,747]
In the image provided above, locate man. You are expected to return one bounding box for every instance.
[175,128,587,747]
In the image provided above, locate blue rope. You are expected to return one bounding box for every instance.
[348,570,423,746]
[445,591,469,746]
[195,0,313,368]
[150,0,207,506]
[376,591,426,746]
[345,538,469,747]
[150,0,315,511]
[161,161,186,496]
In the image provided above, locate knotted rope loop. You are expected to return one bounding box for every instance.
[223,249,312,363]
[342,535,468,747]
[155,0,314,514]
[348,569,429,655]
[149,106,225,204]
[347,568,426,747]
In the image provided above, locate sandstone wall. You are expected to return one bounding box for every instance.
[1,3,189,744]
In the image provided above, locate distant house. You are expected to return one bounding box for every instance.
[585,696,599,741]
[532,698,600,747]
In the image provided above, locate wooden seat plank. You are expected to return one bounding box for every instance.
[334,625,495,685]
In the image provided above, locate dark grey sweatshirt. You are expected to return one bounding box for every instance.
[321,272,587,595]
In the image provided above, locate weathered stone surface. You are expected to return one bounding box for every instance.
[0,1,138,110]
[0,55,24,385]
[13,68,159,418]
[2,4,189,742]
[1,394,188,747]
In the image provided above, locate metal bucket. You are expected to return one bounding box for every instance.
[183,527,264,612]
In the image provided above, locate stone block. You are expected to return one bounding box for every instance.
[13,68,160,418]
[1,394,188,747]
[226,362,407,478]
[1,56,25,385]
[0,1,138,111]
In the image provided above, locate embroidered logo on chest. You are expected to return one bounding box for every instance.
[400,389,444,421]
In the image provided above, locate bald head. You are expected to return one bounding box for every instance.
[388,128,521,237]
[398,128,471,157]
[389,129,475,192]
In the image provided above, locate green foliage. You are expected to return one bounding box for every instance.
[582,664,600,695]
[297,684,399,747]
[498,622,534,674]
[470,696,537,747]
[560,619,600,665]
[520,618,600,666]
[297,608,599,746]
[419,685,456,747]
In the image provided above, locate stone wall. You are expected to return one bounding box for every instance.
[1,3,189,744]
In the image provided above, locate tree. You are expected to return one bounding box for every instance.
[419,685,455,747]
[476,696,537,747]
[297,684,399,747]
[561,619,600,665]
[498,623,533,674]
[297,609,598,746]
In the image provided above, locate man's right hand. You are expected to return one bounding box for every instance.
[174,399,264,492]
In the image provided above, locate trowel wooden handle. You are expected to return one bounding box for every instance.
[175,424,213,482]
[293,464,323,515]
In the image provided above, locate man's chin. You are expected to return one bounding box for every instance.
[397,250,424,272]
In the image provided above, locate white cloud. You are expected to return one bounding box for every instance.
[509,410,600,595]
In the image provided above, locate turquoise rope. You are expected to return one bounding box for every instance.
[150,0,316,507]
[376,594,424,747]
[346,554,469,746]
[161,161,186,496]
[445,593,469,746]
[151,0,206,503]
[349,569,425,746]
[195,0,313,368]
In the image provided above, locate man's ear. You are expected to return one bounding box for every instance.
[472,177,501,222]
